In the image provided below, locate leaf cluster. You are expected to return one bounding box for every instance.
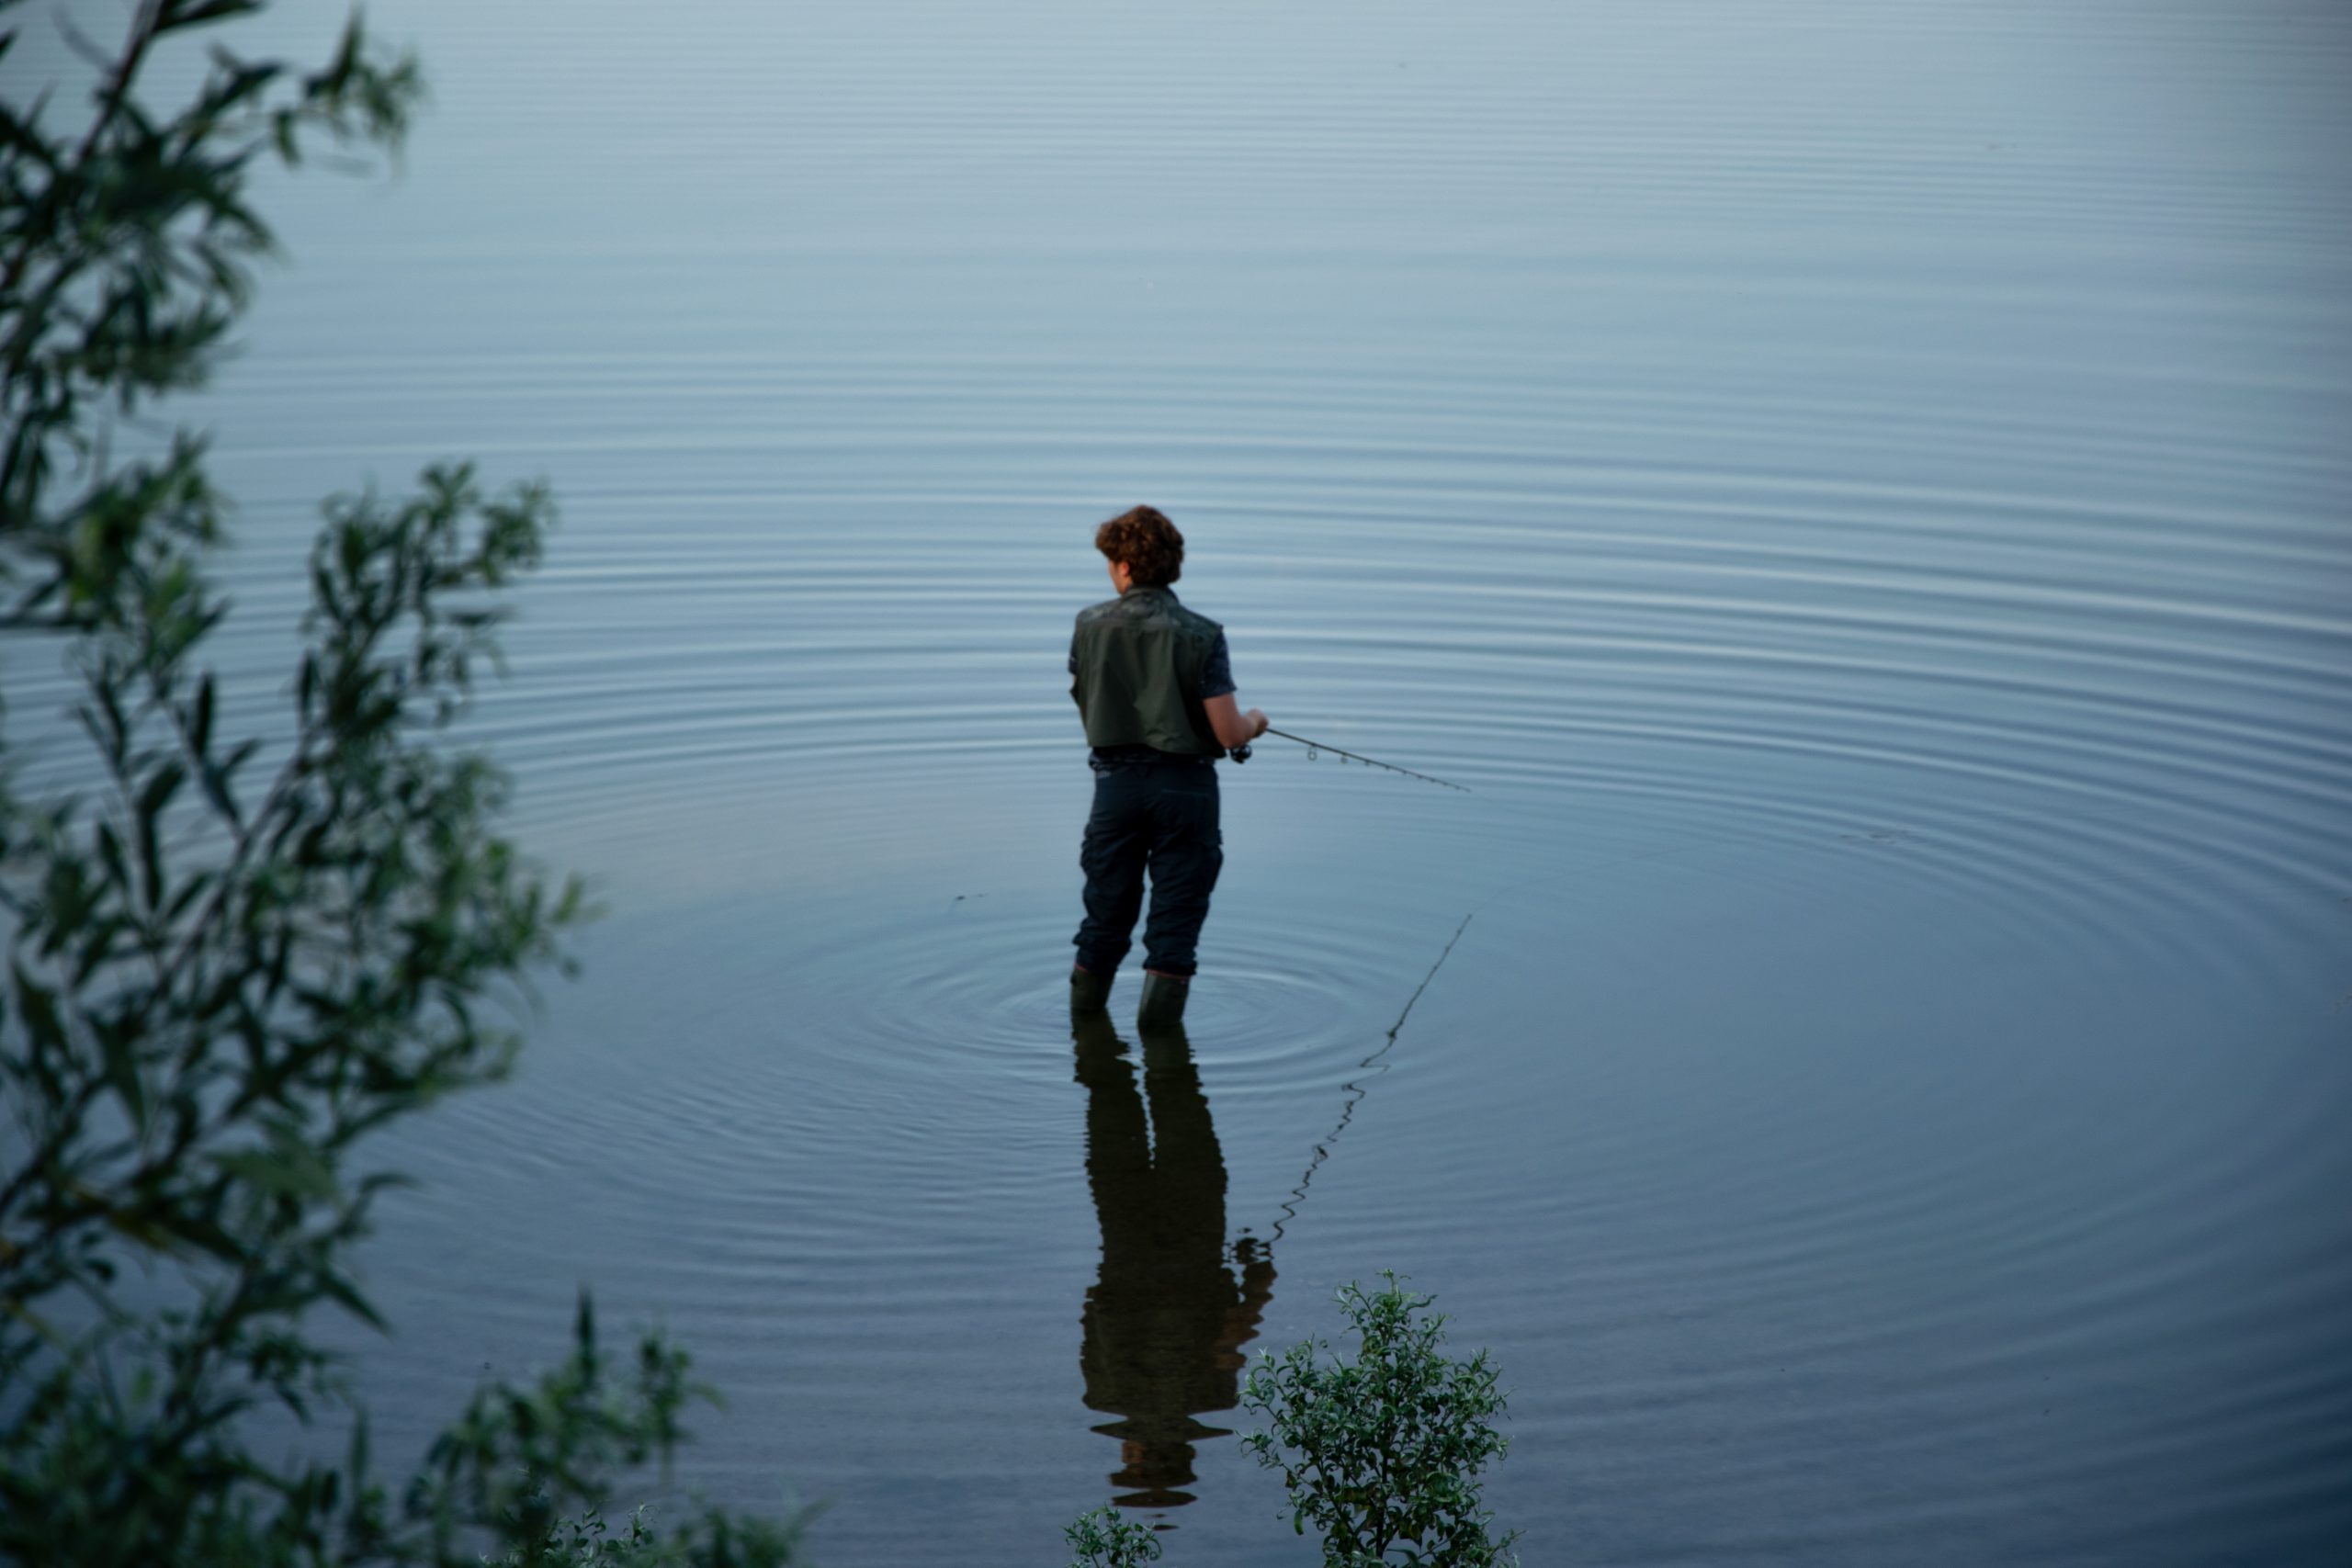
[1063,1505,1162,1568]
[2,0,418,631]
[1239,1276,1518,1567]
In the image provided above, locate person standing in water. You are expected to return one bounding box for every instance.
[1069,507,1269,1024]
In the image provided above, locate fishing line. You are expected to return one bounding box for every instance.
[1264,908,1475,1247]
[1250,831,1737,1253]
[1216,708,1804,1251]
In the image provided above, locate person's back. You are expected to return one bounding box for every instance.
[1068,507,1269,1025]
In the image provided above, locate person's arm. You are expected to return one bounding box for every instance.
[1197,630,1266,749]
[1203,693,1269,750]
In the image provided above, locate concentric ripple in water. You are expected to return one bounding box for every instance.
[6,0,2347,1561]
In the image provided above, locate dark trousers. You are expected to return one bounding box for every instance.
[1073,762,1224,978]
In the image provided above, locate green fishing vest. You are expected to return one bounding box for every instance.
[1069,586,1225,757]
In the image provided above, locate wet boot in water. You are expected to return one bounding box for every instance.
[1136,971,1191,1027]
[1070,965,1114,1014]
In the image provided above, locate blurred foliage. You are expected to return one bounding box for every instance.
[1240,1276,1519,1567]
[1063,1505,1162,1568]
[0,2,803,1562]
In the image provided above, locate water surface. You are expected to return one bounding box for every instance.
[11,0,2351,1561]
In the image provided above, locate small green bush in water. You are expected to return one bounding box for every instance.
[1064,1505,1162,1568]
[1240,1275,1518,1567]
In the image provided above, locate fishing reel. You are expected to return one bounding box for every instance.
[1227,743,1251,764]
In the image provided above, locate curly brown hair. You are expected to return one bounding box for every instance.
[1094,505,1184,587]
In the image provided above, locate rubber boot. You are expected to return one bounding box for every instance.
[1070,965,1113,1015]
[1137,971,1191,1028]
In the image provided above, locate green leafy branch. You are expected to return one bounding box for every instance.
[1240,1275,1519,1567]
[1,3,805,1562]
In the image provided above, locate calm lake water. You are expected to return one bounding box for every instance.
[12,0,2352,1561]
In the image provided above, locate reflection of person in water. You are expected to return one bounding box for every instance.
[1074,1012,1277,1509]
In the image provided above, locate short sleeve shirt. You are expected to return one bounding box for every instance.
[1199,632,1236,700]
[1069,627,1237,767]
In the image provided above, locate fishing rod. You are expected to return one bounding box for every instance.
[1228,728,1473,793]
